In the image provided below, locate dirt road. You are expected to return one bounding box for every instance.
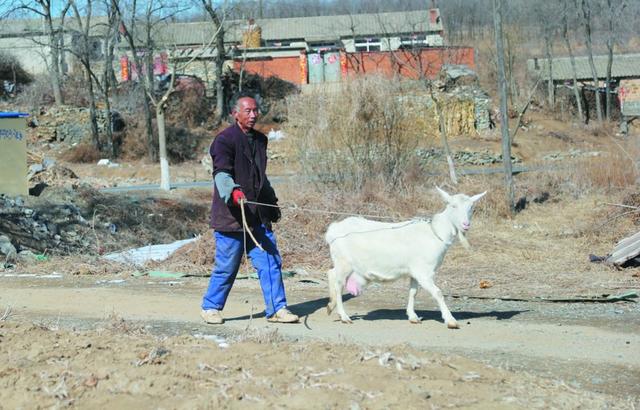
[1,274,638,408]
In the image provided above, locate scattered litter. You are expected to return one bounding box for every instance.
[1,273,36,277]
[97,159,111,166]
[462,372,481,381]
[147,270,187,279]
[479,280,492,289]
[1,273,61,279]
[606,231,640,267]
[35,254,48,262]
[103,237,198,266]
[360,350,421,371]
[96,279,126,285]
[237,272,259,280]
[193,333,229,348]
[39,273,63,279]
[267,129,285,141]
[136,346,170,366]
[146,280,183,285]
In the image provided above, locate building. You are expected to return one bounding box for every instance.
[0,8,474,91]
[527,53,640,118]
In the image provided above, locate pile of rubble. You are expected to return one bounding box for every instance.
[0,191,92,260]
[417,148,521,166]
[29,105,121,145]
[401,65,493,140]
[0,185,209,265]
[541,149,601,161]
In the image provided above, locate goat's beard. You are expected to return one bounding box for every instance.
[457,229,471,250]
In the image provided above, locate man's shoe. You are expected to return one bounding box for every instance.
[267,307,299,323]
[201,309,224,324]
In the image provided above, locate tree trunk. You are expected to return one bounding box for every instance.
[45,15,64,105]
[86,73,101,151]
[605,0,614,121]
[581,0,603,123]
[562,8,584,123]
[214,20,226,121]
[431,91,457,185]
[156,106,171,191]
[493,0,514,214]
[544,35,555,109]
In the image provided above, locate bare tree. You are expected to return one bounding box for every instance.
[493,0,514,213]
[604,0,626,121]
[5,1,71,105]
[199,0,228,124]
[69,0,101,151]
[562,0,584,123]
[380,18,459,185]
[112,0,167,162]
[153,24,222,190]
[580,0,603,123]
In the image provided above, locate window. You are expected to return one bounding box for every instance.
[400,34,426,47]
[309,42,337,52]
[354,37,381,52]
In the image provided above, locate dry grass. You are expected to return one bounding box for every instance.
[285,75,424,190]
[59,143,102,163]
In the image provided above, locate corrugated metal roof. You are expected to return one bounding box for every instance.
[1,9,443,48]
[527,54,640,81]
[159,10,443,46]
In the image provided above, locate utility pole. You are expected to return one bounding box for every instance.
[493,0,514,214]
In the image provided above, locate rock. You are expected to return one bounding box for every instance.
[17,250,37,263]
[0,235,17,261]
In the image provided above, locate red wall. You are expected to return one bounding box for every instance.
[344,47,475,80]
[232,47,475,85]
[233,56,301,85]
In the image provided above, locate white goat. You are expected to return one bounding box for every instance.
[325,187,486,328]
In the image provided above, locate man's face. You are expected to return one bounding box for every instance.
[233,97,259,133]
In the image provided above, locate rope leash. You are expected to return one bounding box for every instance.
[239,199,263,259]
[243,200,399,220]
[237,199,399,251]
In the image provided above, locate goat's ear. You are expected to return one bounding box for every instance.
[470,191,487,203]
[435,185,452,203]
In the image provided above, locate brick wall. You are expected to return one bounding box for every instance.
[232,56,302,85]
[229,47,474,85]
[343,47,475,80]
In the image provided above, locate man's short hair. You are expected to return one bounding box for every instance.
[228,90,261,113]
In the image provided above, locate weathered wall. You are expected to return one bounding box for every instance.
[232,56,302,85]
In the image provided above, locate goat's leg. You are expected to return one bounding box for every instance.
[331,267,352,323]
[326,268,337,315]
[415,274,458,329]
[406,278,421,323]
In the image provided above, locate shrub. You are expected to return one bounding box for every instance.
[15,75,54,110]
[285,75,424,191]
[60,143,101,163]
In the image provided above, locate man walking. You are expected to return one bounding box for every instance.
[201,91,299,324]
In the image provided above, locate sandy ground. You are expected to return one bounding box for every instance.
[0,273,638,408]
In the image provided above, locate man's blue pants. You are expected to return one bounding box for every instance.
[201,225,287,318]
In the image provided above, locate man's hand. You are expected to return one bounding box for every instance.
[231,188,246,206]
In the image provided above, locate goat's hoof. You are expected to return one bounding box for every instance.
[340,317,353,324]
[326,305,334,315]
[408,316,422,324]
[447,321,460,329]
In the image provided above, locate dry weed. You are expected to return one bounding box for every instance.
[59,143,101,163]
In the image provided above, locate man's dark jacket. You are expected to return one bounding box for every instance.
[209,123,278,232]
